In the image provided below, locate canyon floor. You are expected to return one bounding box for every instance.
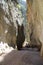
[0,48,43,65]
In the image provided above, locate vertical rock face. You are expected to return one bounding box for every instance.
[16,20,25,50]
[0,1,16,47]
[26,0,43,56]
[26,0,32,44]
[0,0,24,48]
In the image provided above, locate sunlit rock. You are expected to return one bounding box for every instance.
[0,0,24,49]
[0,41,14,55]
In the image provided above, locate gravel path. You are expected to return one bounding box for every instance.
[0,49,43,65]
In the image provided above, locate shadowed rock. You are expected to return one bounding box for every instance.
[16,20,25,50]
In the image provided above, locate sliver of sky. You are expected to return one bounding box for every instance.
[23,0,26,2]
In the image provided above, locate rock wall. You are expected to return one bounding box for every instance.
[0,5,16,47]
[26,0,43,56]
[0,0,24,48]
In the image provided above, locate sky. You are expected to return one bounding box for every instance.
[23,0,26,2]
[23,0,26,1]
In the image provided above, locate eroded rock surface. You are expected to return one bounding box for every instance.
[0,0,24,49]
[26,0,43,56]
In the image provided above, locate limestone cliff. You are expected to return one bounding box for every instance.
[0,0,24,48]
[26,0,43,56]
